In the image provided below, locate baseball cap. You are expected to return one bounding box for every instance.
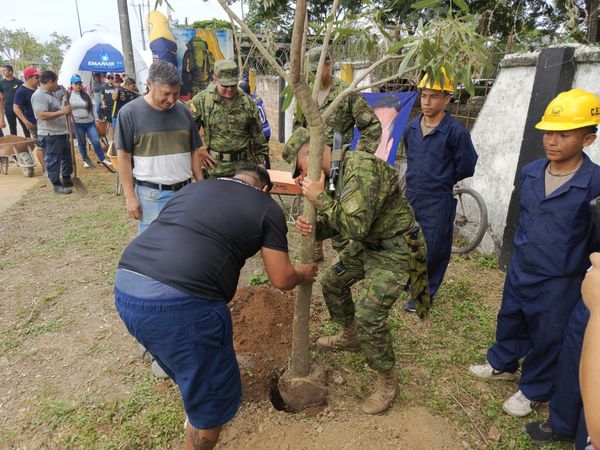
[23,66,41,79]
[282,127,310,178]
[214,59,239,86]
[70,74,82,84]
[306,46,331,73]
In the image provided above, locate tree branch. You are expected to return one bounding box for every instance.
[322,54,405,121]
[216,0,291,84]
[311,0,341,101]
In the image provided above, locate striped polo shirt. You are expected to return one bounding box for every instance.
[115,97,202,184]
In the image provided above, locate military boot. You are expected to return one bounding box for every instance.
[360,368,399,415]
[316,322,360,352]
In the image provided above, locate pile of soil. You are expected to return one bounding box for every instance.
[229,285,295,402]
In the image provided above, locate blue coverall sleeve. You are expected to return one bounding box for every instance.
[453,128,478,183]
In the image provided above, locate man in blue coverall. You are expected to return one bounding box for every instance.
[524,298,590,447]
[469,89,600,417]
[403,69,478,312]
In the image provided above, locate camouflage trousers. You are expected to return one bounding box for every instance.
[321,241,411,372]
[205,157,256,178]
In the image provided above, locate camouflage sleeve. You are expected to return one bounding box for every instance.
[187,93,204,127]
[250,104,269,159]
[351,93,381,154]
[314,210,339,241]
[315,160,377,241]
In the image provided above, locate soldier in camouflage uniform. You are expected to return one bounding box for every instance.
[283,127,430,415]
[295,47,382,260]
[188,59,269,178]
[293,46,382,153]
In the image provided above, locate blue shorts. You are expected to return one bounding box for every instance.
[114,269,241,429]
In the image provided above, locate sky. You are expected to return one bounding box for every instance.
[3,0,242,49]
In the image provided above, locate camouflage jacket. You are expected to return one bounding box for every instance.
[293,77,381,153]
[188,84,269,177]
[315,151,430,316]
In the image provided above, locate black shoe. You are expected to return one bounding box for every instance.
[62,177,74,188]
[523,421,557,445]
[53,184,72,194]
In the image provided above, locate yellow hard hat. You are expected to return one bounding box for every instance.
[417,68,454,93]
[535,89,600,131]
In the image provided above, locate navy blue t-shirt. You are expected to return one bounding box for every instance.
[13,85,37,125]
[0,78,23,107]
[118,178,289,301]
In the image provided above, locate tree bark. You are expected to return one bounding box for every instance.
[588,0,600,43]
[117,0,136,79]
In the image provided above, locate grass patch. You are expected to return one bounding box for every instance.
[27,374,183,449]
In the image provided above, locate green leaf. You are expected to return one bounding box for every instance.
[452,0,469,12]
[279,85,295,112]
[411,0,441,10]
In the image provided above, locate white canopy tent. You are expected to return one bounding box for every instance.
[58,32,150,90]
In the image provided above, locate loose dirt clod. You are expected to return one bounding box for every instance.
[229,285,295,402]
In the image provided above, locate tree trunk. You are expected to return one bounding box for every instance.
[117,0,137,79]
[589,0,600,42]
[287,0,326,378]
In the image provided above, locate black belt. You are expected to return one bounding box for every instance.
[209,150,248,162]
[135,178,192,191]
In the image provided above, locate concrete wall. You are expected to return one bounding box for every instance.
[463,44,600,254]
[255,76,280,143]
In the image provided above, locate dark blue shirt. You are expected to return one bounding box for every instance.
[0,78,23,107]
[13,85,37,125]
[404,112,478,196]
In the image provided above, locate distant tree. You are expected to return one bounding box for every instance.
[0,28,44,72]
[42,33,71,71]
[190,19,233,30]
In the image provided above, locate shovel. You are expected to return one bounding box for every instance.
[62,87,87,196]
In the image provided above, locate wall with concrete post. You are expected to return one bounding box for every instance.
[464,44,600,255]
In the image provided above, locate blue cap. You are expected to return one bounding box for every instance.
[70,74,82,84]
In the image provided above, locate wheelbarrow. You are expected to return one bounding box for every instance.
[0,136,36,177]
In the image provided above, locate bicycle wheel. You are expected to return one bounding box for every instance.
[452,187,488,254]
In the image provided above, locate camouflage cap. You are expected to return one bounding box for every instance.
[214,59,239,86]
[282,127,310,178]
[306,46,331,72]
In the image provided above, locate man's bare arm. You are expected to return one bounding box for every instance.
[261,247,317,290]
[117,149,141,220]
[13,104,34,130]
[191,148,204,181]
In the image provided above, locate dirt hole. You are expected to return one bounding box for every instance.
[268,375,288,411]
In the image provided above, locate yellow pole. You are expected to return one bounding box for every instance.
[340,63,353,84]
[249,68,256,95]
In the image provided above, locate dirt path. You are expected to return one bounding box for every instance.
[0,163,41,216]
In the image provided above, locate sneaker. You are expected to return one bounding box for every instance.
[82,157,96,169]
[62,177,74,188]
[468,361,518,380]
[100,158,112,167]
[404,298,416,313]
[151,360,170,379]
[524,420,559,445]
[53,184,72,194]
[503,390,534,417]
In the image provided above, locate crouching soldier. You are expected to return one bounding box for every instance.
[283,127,430,414]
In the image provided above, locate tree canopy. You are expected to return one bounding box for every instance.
[0,29,71,72]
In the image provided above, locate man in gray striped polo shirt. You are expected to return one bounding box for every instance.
[116,61,203,233]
